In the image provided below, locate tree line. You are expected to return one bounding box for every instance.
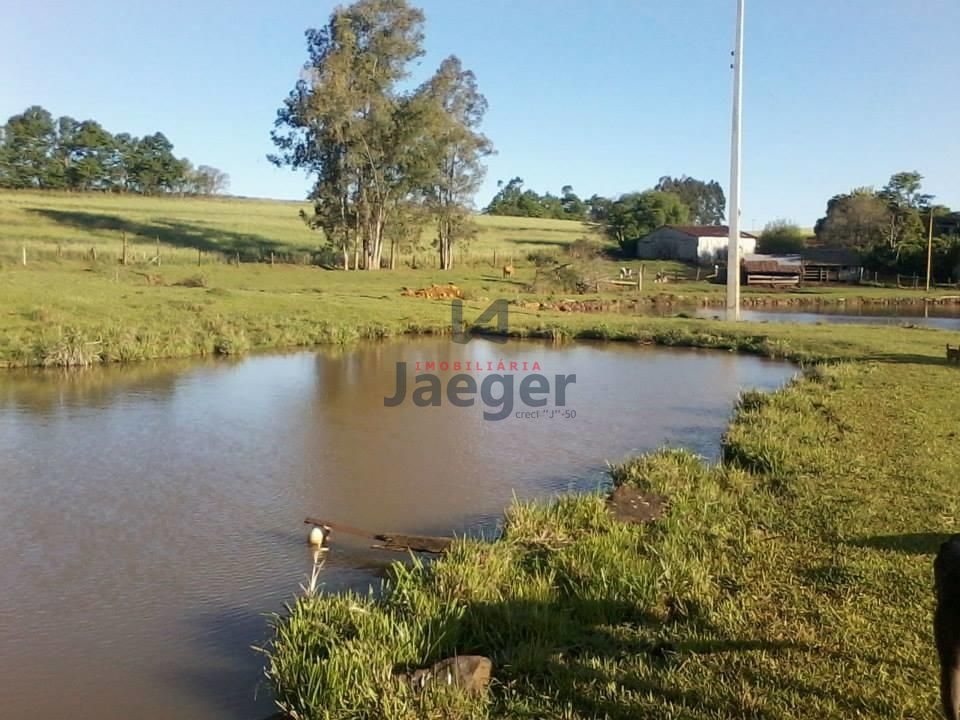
[760,171,960,278]
[0,105,229,195]
[484,179,590,220]
[484,175,726,255]
[270,0,491,271]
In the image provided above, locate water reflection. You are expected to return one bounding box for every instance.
[663,303,960,330]
[0,339,792,720]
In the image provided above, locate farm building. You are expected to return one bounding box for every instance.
[799,248,862,283]
[739,250,863,286]
[742,254,803,286]
[635,225,757,263]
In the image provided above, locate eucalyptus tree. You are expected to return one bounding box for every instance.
[418,55,492,269]
[194,165,229,195]
[271,0,428,270]
[815,174,933,260]
[879,171,933,258]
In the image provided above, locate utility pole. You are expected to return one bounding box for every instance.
[726,0,745,320]
[926,208,934,292]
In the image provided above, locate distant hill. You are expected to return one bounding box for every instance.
[0,190,603,266]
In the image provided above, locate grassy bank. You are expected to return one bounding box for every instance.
[2,191,959,368]
[1,254,958,368]
[261,336,956,719]
[2,254,957,368]
[3,192,957,717]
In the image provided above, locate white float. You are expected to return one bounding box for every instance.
[308,526,328,547]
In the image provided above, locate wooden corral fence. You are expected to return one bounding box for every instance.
[596,268,643,292]
[595,264,710,292]
[745,274,801,287]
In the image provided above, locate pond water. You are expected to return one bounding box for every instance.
[0,339,792,719]
[682,304,960,331]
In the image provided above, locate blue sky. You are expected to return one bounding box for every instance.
[4,1,958,227]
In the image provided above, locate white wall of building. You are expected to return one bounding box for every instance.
[696,235,756,262]
[636,227,757,264]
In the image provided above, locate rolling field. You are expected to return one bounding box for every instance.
[0,190,957,369]
[2,191,960,718]
[0,190,601,266]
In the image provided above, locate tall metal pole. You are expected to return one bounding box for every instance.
[726,0,745,320]
[925,208,934,292]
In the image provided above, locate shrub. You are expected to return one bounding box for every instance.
[174,274,208,288]
[565,237,605,259]
[758,219,806,254]
[526,250,558,267]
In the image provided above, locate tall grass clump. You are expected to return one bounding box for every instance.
[260,450,761,718]
[260,551,494,720]
[203,317,251,356]
[32,327,102,367]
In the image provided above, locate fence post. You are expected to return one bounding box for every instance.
[121,232,128,266]
[155,236,161,266]
[638,264,644,291]
[197,247,202,267]
[270,251,275,267]
[21,245,26,266]
[236,251,240,266]
[493,250,497,268]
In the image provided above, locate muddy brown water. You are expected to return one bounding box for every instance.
[0,338,792,719]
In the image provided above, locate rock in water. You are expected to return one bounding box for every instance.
[401,655,492,695]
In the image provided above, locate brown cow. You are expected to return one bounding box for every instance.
[502,264,514,279]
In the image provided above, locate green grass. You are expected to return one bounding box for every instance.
[0,190,600,265]
[2,191,959,717]
[262,350,958,719]
[1,249,958,368]
[3,190,958,370]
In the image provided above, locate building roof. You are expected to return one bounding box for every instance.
[664,225,757,239]
[742,253,802,274]
[799,248,862,266]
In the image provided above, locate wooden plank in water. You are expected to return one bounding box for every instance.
[304,516,453,554]
[370,533,453,554]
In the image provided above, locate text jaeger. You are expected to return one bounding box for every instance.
[383,362,576,421]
